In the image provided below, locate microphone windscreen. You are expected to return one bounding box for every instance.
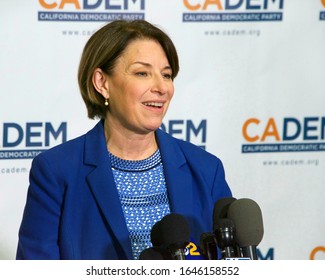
[139,247,165,260]
[159,213,190,248]
[150,220,162,247]
[213,197,237,227]
[227,198,264,247]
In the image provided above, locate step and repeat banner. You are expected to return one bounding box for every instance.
[1,0,325,260]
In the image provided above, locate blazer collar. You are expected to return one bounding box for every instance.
[84,120,133,259]
[156,129,193,221]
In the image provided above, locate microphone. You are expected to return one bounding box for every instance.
[213,218,236,259]
[213,197,237,221]
[200,232,218,260]
[227,198,264,260]
[150,220,163,247]
[139,247,171,260]
[213,197,240,258]
[158,213,190,260]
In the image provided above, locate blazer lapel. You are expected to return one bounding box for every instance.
[156,129,193,220]
[84,121,133,259]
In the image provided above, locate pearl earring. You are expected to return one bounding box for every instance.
[104,99,109,106]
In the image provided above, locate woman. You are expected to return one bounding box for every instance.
[16,20,232,260]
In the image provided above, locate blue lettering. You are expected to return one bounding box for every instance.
[168,120,184,139]
[2,122,67,148]
[321,117,325,140]
[264,0,284,9]
[283,118,300,141]
[3,123,24,147]
[225,0,284,10]
[124,0,145,9]
[321,12,325,21]
[246,0,261,10]
[257,248,274,260]
[82,0,145,10]
[160,119,207,149]
[26,123,43,147]
[105,0,121,10]
[45,122,67,146]
[186,120,206,143]
[225,0,243,10]
[83,0,102,9]
[303,117,318,141]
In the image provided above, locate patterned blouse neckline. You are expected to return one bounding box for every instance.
[108,149,161,172]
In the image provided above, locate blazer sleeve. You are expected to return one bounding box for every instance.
[212,157,232,201]
[16,153,64,259]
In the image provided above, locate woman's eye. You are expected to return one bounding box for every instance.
[163,73,172,80]
[136,72,148,77]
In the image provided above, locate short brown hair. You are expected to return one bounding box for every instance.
[78,20,180,120]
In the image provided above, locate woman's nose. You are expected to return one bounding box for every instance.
[151,75,168,95]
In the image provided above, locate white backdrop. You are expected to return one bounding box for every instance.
[1,0,325,260]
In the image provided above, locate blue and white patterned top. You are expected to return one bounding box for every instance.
[109,149,171,259]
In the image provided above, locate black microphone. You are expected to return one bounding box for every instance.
[139,247,171,260]
[150,220,163,247]
[213,218,236,259]
[158,213,190,260]
[213,197,237,221]
[200,232,218,260]
[227,198,264,260]
[213,197,240,257]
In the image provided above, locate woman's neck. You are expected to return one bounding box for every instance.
[104,121,158,160]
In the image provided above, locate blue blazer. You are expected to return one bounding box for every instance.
[17,121,232,259]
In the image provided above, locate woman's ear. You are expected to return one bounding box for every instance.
[92,68,109,99]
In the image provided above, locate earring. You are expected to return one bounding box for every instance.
[104,98,109,106]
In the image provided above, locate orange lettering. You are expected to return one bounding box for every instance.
[310,246,325,260]
[203,0,223,10]
[183,0,201,11]
[39,0,57,9]
[261,118,280,141]
[59,0,81,9]
[242,118,260,142]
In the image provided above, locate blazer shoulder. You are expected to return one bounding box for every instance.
[36,133,86,162]
[32,121,105,168]
[157,129,222,165]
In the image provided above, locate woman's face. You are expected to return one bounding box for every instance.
[106,39,174,135]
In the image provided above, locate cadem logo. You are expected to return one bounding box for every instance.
[38,0,145,22]
[0,122,67,160]
[182,0,284,22]
[241,117,325,153]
